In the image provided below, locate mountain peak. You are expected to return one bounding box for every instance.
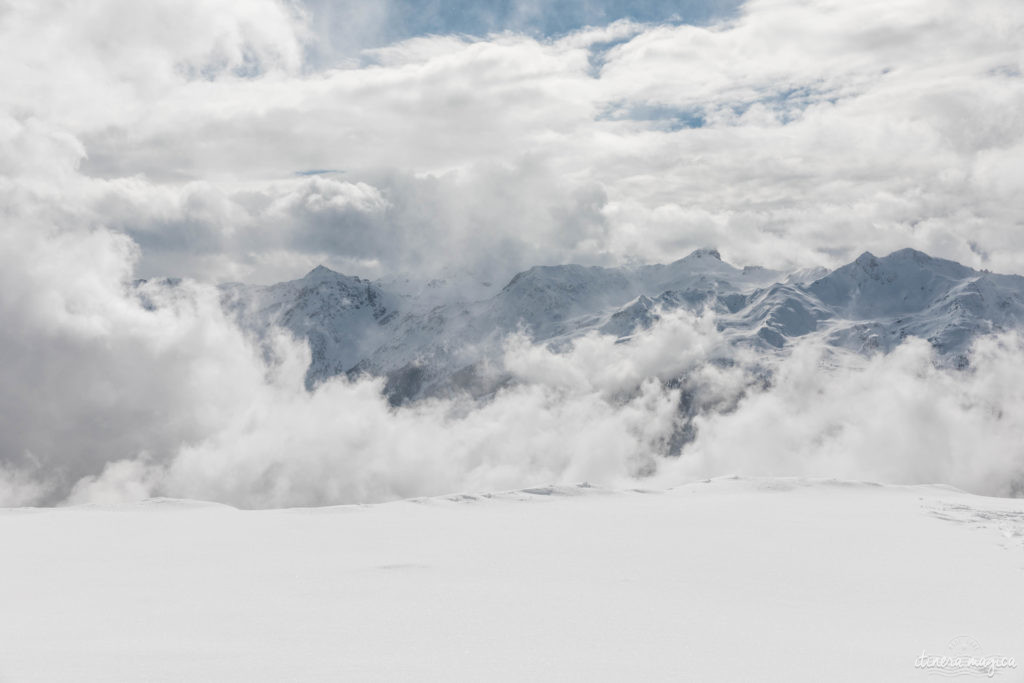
[304,264,343,281]
[853,251,878,266]
[850,248,976,280]
[226,248,1024,404]
[887,247,930,260]
[855,248,967,271]
[686,248,722,261]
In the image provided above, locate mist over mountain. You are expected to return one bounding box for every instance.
[6,0,1024,677]
[2,242,1018,509]
[220,247,1024,405]
[4,0,1024,510]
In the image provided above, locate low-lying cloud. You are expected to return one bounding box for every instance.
[3,0,1024,506]
[660,335,1024,496]
[3,223,1024,507]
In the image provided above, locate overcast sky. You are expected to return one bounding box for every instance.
[4,0,1022,286]
[2,0,1024,506]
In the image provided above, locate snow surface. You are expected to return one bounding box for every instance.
[2,477,1022,682]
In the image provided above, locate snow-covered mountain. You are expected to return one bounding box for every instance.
[221,266,400,386]
[221,248,1024,402]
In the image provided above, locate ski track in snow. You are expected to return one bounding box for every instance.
[925,497,1024,555]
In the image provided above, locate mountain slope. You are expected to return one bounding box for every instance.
[221,248,1024,401]
[221,266,401,388]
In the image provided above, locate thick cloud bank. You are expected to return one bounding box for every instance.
[3,239,1024,506]
[2,0,1024,505]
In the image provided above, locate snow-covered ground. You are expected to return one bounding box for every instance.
[2,477,1022,682]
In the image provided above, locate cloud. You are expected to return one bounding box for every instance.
[0,0,308,137]
[36,0,1024,281]
[3,182,1024,507]
[3,0,1024,506]
[65,311,702,508]
[662,335,1024,497]
[299,0,743,63]
[46,297,1024,507]
[7,0,1024,282]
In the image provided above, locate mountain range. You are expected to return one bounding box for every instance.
[217,248,1024,404]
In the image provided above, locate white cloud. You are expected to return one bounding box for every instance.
[6,0,1024,279]
[663,335,1024,496]
[42,300,1024,507]
[3,0,1024,506]
[66,316,695,508]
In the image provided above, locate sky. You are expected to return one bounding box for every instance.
[300,0,745,63]
[2,0,1024,506]
[4,0,1022,285]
